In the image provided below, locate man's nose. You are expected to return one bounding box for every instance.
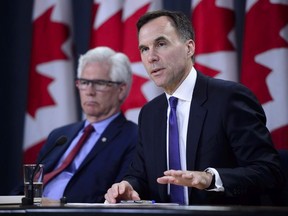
[85,83,96,94]
[147,49,159,63]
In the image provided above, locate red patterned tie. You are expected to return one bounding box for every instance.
[43,124,94,185]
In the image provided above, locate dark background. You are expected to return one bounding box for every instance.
[0,0,245,195]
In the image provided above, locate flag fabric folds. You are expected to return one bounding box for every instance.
[241,0,288,149]
[23,0,77,163]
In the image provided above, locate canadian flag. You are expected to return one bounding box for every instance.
[90,0,163,123]
[23,0,77,163]
[191,0,238,81]
[241,0,288,149]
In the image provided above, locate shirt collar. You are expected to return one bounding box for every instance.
[84,112,120,134]
[166,67,197,102]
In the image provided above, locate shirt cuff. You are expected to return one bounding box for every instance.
[204,167,225,192]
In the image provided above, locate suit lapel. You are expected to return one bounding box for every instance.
[77,113,126,171]
[186,72,208,195]
[153,95,171,202]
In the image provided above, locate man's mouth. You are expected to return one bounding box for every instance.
[85,101,97,106]
[151,68,163,74]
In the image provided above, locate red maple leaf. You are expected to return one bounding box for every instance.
[121,74,149,113]
[90,3,150,114]
[192,0,235,77]
[121,4,151,112]
[122,4,150,63]
[90,3,123,51]
[27,6,70,117]
[241,0,288,104]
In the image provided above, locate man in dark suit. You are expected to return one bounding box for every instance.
[104,10,284,205]
[13,47,138,203]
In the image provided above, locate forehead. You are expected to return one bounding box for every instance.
[138,16,179,45]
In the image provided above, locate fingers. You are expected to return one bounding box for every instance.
[164,169,183,177]
[104,181,127,203]
[182,171,194,180]
[157,170,211,189]
[157,175,175,184]
[157,170,183,185]
[131,190,141,201]
[187,171,211,189]
[104,181,140,204]
[117,181,128,195]
[104,184,119,203]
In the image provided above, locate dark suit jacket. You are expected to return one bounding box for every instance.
[13,113,138,203]
[125,72,284,205]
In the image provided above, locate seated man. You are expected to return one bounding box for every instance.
[13,47,138,203]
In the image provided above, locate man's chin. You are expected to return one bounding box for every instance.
[151,78,164,88]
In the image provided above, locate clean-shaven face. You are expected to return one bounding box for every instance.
[78,62,125,122]
[138,16,194,94]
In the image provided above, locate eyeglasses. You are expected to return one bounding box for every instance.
[75,78,123,91]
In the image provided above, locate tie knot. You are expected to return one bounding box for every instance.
[84,124,94,133]
[169,97,178,108]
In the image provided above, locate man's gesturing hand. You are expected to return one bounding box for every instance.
[157,170,213,190]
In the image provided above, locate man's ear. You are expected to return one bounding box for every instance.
[186,39,195,57]
[118,83,128,103]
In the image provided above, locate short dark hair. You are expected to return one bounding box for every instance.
[136,10,195,42]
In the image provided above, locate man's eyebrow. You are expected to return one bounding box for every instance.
[139,36,168,50]
[154,36,167,42]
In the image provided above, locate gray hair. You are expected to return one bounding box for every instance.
[77,46,132,98]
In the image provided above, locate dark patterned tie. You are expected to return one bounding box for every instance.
[43,124,94,185]
[169,97,185,204]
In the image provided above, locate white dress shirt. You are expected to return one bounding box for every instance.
[165,67,223,205]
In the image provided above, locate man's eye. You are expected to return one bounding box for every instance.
[140,47,148,53]
[157,41,166,47]
[79,80,88,85]
[96,81,107,86]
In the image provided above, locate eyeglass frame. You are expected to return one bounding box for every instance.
[75,78,123,92]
